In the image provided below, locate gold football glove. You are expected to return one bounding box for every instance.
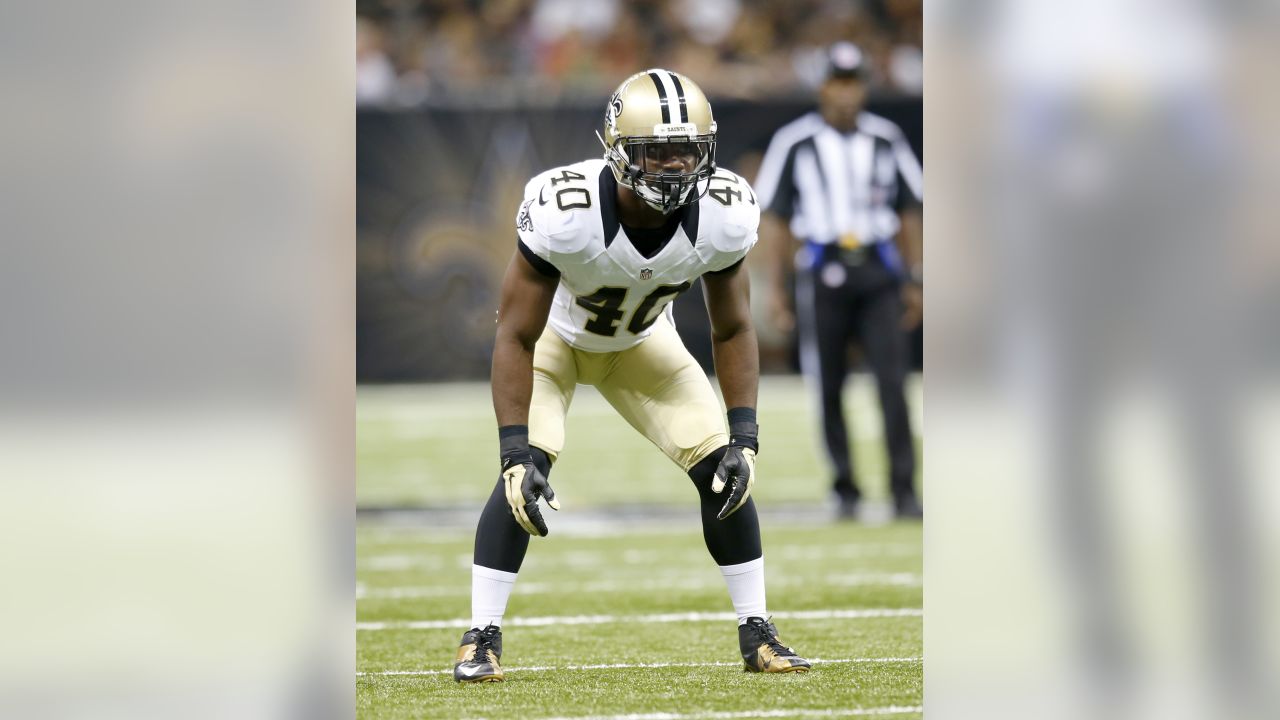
[712,408,759,520]
[498,426,560,536]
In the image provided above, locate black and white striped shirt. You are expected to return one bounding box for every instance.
[755,111,923,247]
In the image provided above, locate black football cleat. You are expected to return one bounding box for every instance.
[453,624,504,683]
[739,617,811,673]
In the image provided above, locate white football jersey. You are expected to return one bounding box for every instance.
[515,158,759,353]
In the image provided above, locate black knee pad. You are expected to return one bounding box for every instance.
[530,446,553,477]
[473,448,552,573]
[687,445,761,566]
[687,446,728,499]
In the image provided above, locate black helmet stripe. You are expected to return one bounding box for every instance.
[647,71,672,124]
[668,72,689,123]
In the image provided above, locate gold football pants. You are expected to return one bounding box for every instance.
[527,318,728,471]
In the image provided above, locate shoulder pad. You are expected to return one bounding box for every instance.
[518,161,605,258]
[702,169,761,255]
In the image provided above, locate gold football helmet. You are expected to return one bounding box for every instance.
[598,69,717,214]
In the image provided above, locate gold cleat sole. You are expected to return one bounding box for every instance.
[745,664,810,673]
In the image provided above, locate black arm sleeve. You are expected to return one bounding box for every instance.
[517,238,561,279]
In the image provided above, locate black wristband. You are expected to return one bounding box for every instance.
[726,407,759,451]
[498,425,531,463]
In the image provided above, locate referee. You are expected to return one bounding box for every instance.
[755,42,923,520]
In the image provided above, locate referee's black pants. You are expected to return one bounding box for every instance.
[795,248,916,504]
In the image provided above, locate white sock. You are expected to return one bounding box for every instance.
[719,557,767,625]
[471,564,518,629]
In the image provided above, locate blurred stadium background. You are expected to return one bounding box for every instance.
[356,1,924,717]
[356,0,922,106]
[357,0,922,382]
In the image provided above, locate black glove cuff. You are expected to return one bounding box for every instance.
[498,425,532,465]
[726,407,758,452]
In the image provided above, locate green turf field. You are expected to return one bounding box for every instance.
[357,375,923,719]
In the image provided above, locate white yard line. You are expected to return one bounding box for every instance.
[358,514,911,540]
[533,708,923,720]
[358,544,920,572]
[357,608,922,631]
[357,656,922,677]
[357,574,922,599]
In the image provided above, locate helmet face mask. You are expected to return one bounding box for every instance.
[599,69,717,214]
[619,138,715,213]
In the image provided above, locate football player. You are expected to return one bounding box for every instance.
[453,69,811,682]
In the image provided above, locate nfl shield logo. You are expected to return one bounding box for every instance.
[640,268,653,280]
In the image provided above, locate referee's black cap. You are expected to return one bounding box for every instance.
[825,41,867,81]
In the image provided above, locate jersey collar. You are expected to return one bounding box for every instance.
[599,165,699,249]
